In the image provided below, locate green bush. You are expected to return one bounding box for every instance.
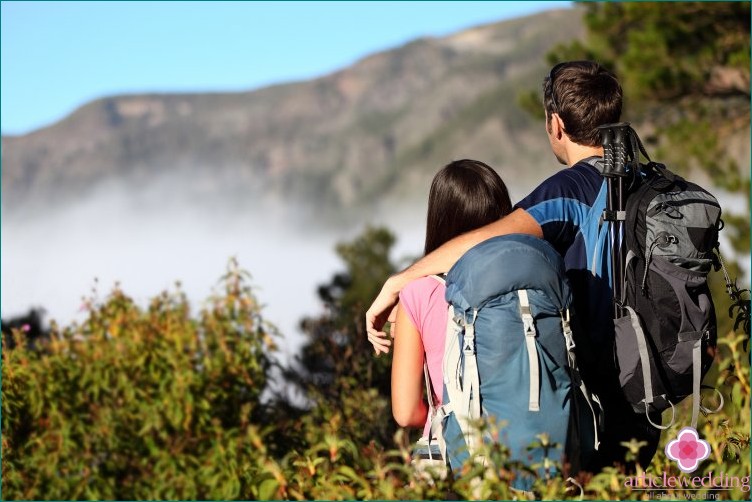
[2,259,276,499]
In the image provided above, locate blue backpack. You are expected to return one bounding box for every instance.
[430,234,601,489]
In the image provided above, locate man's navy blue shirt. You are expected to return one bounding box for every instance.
[514,157,615,369]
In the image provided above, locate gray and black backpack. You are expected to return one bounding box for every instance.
[614,157,726,429]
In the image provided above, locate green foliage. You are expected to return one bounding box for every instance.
[2,229,750,499]
[516,88,546,122]
[287,226,398,448]
[2,259,277,499]
[332,226,397,318]
[571,2,750,101]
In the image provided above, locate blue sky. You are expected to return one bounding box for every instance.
[1,1,570,135]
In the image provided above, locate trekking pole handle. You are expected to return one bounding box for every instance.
[601,127,614,176]
[613,127,627,177]
[598,122,632,178]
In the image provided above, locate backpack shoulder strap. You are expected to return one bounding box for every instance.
[423,361,436,419]
[561,309,602,451]
[423,275,445,428]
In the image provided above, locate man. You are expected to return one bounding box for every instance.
[366,60,660,469]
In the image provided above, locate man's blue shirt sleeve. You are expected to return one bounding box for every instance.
[514,168,592,251]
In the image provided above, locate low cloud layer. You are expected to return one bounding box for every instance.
[1,178,427,362]
[4,175,745,364]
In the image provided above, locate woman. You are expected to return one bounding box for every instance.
[391,159,512,448]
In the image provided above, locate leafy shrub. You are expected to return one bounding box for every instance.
[2,259,276,499]
[286,226,398,448]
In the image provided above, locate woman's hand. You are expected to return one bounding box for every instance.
[366,276,403,355]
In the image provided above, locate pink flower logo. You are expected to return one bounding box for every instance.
[665,427,710,473]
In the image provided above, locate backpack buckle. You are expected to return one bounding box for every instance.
[522,314,536,337]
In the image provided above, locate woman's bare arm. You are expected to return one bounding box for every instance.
[366,208,542,354]
[390,302,428,428]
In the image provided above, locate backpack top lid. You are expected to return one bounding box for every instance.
[445,233,571,314]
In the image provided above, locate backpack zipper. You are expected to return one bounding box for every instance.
[641,232,677,292]
[647,198,720,218]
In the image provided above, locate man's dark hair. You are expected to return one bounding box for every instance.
[544,60,623,147]
[424,159,512,255]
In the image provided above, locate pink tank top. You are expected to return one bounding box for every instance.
[398,276,447,436]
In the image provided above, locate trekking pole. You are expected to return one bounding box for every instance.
[598,123,632,319]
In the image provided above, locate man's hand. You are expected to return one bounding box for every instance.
[364,209,541,356]
[366,277,402,355]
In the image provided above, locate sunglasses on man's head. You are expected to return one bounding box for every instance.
[547,62,567,115]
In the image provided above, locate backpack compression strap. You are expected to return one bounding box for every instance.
[626,304,721,429]
[440,305,481,456]
[431,304,457,462]
[518,290,540,412]
[624,306,675,430]
[421,361,445,463]
[686,331,725,428]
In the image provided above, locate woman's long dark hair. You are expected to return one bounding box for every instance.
[424,159,512,255]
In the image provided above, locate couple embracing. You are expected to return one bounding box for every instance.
[366,61,662,484]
